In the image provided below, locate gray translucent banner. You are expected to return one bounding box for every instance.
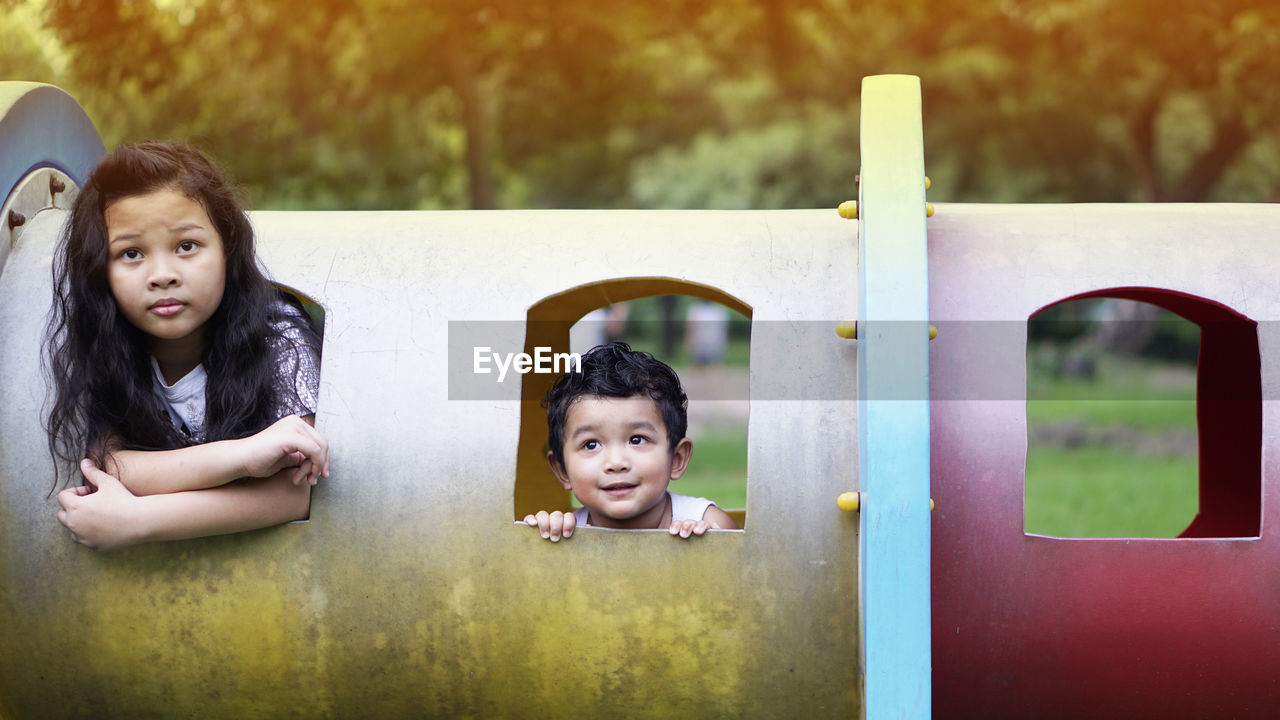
[448,320,1261,402]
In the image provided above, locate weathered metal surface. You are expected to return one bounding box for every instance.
[928,203,1280,719]
[0,207,862,718]
[2,167,77,253]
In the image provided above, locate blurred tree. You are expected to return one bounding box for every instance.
[0,2,60,83]
[899,0,1280,201]
[36,0,471,209]
[16,0,1280,210]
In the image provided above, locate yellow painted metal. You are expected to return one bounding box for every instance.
[0,207,862,718]
[834,321,935,341]
[838,491,861,512]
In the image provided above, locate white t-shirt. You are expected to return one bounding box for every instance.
[151,358,208,442]
[149,300,321,443]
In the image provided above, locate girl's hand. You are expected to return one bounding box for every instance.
[56,460,144,551]
[238,415,330,486]
[523,510,576,542]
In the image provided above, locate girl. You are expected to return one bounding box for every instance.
[46,141,329,551]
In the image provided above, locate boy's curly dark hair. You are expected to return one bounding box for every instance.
[544,341,688,468]
[44,141,318,491]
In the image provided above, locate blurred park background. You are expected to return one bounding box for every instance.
[4,0,1277,533]
[4,0,1278,210]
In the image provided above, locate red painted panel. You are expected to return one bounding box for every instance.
[930,279,1276,718]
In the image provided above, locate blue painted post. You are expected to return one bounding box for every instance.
[857,74,931,719]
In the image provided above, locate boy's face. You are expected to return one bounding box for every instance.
[548,394,692,530]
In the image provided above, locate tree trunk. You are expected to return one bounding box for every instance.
[760,0,802,98]
[445,36,497,210]
[1129,93,1163,201]
[1166,115,1250,202]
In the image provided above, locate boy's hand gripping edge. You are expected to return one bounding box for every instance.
[523,510,576,542]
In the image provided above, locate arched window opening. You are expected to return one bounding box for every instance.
[1025,288,1260,539]
[514,278,750,529]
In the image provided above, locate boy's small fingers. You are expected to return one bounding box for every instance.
[548,512,565,539]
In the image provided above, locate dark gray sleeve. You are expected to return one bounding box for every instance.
[270,304,322,419]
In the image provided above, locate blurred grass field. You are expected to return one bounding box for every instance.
[1026,353,1199,537]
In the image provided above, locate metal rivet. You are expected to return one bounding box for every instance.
[7,210,25,228]
[50,176,66,195]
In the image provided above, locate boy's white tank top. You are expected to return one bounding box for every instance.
[572,492,716,527]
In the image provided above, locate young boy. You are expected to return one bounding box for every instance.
[524,342,737,541]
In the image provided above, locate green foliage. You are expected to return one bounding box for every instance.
[630,101,858,209]
[1029,298,1202,363]
[6,0,1278,208]
[0,4,59,82]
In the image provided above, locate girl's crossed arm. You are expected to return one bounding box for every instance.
[56,415,329,551]
[107,414,329,495]
[57,461,313,551]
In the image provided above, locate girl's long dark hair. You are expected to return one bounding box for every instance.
[44,141,319,490]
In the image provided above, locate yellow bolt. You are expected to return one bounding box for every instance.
[838,322,935,340]
[930,498,936,511]
[924,176,931,190]
[925,202,934,218]
[837,492,861,512]
[837,200,858,219]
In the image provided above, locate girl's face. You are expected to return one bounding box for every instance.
[104,188,226,361]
